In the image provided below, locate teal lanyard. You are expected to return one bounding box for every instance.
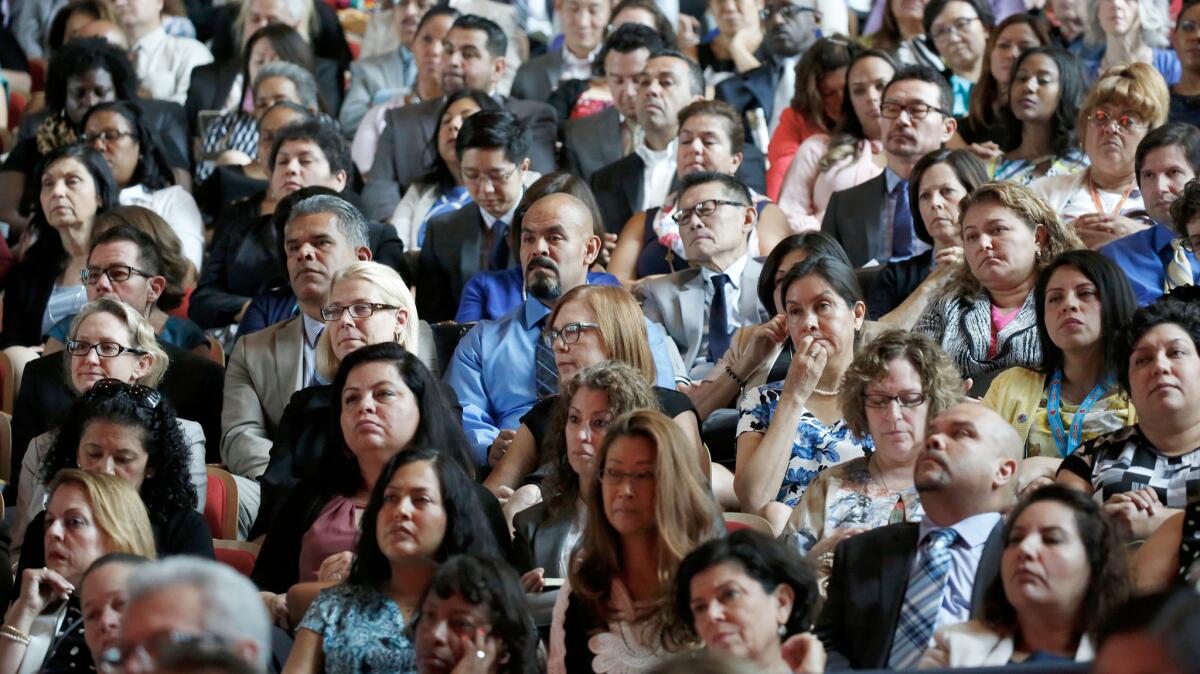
[1046,370,1115,458]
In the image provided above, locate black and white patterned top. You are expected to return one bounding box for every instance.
[1060,425,1200,507]
[1179,501,1200,586]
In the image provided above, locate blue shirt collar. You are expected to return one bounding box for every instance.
[918,511,1002,548]
[521,294,553,330]
[1151,221,1183,253]
[885,166,906,192]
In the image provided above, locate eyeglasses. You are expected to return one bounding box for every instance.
[1179,235,1200,253]
[880,102,950,120]
[462,166,518,189]
[99,631,230,674]
[599,468,656,486]
[87,378,163,409]
[930,16,980,41]
[671,199,749,224]
[81,265,153,285]
[544,322,599,347]
[759,3,819,21]
[320,303,399,321]
[80,129,135,145]
[1086,109,1145,134]
[863,392,928,409]
[66,340,148,359]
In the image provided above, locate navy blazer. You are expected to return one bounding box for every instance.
[715,53,785,147]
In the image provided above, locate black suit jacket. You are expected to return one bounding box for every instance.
[512,501,576,575]
[821,172,890,269]
[715,53,784,147]
[816,518,1005,670]
[589,145,770,234]
[6,344,225,505]
[562,106,621,183]
[416,204,508,323]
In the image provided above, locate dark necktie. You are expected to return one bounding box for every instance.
[708,274,732,361]
[892,179,914,260]
[534,316,558,398]
[487,220,509,270]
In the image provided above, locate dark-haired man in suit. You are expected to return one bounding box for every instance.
[816,402,1021,669]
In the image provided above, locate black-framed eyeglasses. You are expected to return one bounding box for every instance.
[1179,235,1200,254]
[320,303,399,321]
[80,129,136,145]
[87,378,163,410]
[863,392,927,409]
[880,102,950,120]
[81,265,153,285]
[461,166,518,189]
[1086,109,1146,134]
[672,199,749,224]
[759,3,819,22]
[66,340,148,359]
[930,16,980,41]
[545,322,599,347]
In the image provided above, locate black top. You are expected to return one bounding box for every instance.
[698,41,737,78]
[193,165,268,223]
[520,386,698,458]
[38,599,91,674]
[867,249,933,320]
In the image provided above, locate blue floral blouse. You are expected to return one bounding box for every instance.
[736,381,874,507]
[299,583,417,674]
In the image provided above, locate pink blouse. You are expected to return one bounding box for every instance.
[298,495,364,582]
[776,136,885,233]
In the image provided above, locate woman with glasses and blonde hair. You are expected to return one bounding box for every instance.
[1030,62,1170,250]
[254,261,426,537]
[11,299,207,559]
[548,409,722,674]
[0,470,156,674]
[483,284,705,517]
[916,182,1084,379]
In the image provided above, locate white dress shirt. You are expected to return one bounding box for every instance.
[131,26,213,104]
[636,139,678,212]
[118,184,205,272]
[771,55,801,135]
[561,45,601,81]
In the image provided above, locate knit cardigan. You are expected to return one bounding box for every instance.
[914,288,1041,379]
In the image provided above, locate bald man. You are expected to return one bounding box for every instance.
[816,402,1021,670]
[445,192,684,465]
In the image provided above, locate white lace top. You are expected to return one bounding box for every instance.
[547,578,674,674]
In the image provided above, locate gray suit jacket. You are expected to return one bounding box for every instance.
[363,95,559,221]
[510,48,563,102]
[640,257,769,377]
[563,106,622,183]
[820,172,889,269]
[339,47,415,137]
[220,315,305,480]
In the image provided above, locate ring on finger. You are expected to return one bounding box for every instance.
[476,650,487,660]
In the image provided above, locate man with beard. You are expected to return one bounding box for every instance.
[716,0,823,146]
[821,65,957,268]
[816,402,1020,669]
[445,192,683,464]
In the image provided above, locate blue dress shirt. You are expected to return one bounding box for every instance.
[446,294,683,463]
[455,268,622,323]
[1100,223,1199,306]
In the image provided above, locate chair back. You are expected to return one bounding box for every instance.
[723,512,773,535]
[204,466,240,540]
[213,539,260,576]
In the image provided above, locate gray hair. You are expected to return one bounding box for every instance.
[287,194,370,250]
[253,61,319,110]
[1084,0,1171,48]
[236,0,314,42]
[126,557,271,670]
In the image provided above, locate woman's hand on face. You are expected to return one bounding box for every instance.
[520,568,545,593]
[1073,213,1149,249]
[14,567,74,619]
[781,335,829,403]
[743,314,789,368]
[316,551,356,582]
[928,246,964,282]
[451,630,501,674]
[781,632,827,674]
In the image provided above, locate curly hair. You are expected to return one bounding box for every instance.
[42,384,197,525]
[980,485,1129,642]
[839,329,964,440]
[947,181,1085,300]
[1084,0,1172,49]
[542,361,661,518]
[1170,179,1200,238]
[673,530,819,640]
[349,447,500,585]
[417,556,540,674]
[1115,286,1200,396]
[45,38,138,120]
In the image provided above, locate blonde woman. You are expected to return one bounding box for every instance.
[549,410,722,674]
[12,299,207,559]
[0,470,156,674]
[915,182,1085,379]
[254,261,424,538]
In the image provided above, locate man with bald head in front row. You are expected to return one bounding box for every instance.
[816,402,1022,670]
[445,191,683,466]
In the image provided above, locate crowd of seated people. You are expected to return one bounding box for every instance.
[4,1,1200,673]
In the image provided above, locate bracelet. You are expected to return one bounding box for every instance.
[724,364,748,388]
[0,624,30,645]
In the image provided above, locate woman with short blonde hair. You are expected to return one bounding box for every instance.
[65,298,168,391]
[50,469,158,557]
[316,261,418,381]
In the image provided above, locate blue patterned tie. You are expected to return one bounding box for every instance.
[708,274,732,361]
[888,528,958,669]
[892,179,914,260]
[535,317,558,398]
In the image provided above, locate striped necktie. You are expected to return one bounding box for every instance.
[535,316,558,399]
[888,528,958,669]
[1164,238,1195,294]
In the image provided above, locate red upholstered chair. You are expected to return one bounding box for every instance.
[214,540,260,576]
[204,466,239,540]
